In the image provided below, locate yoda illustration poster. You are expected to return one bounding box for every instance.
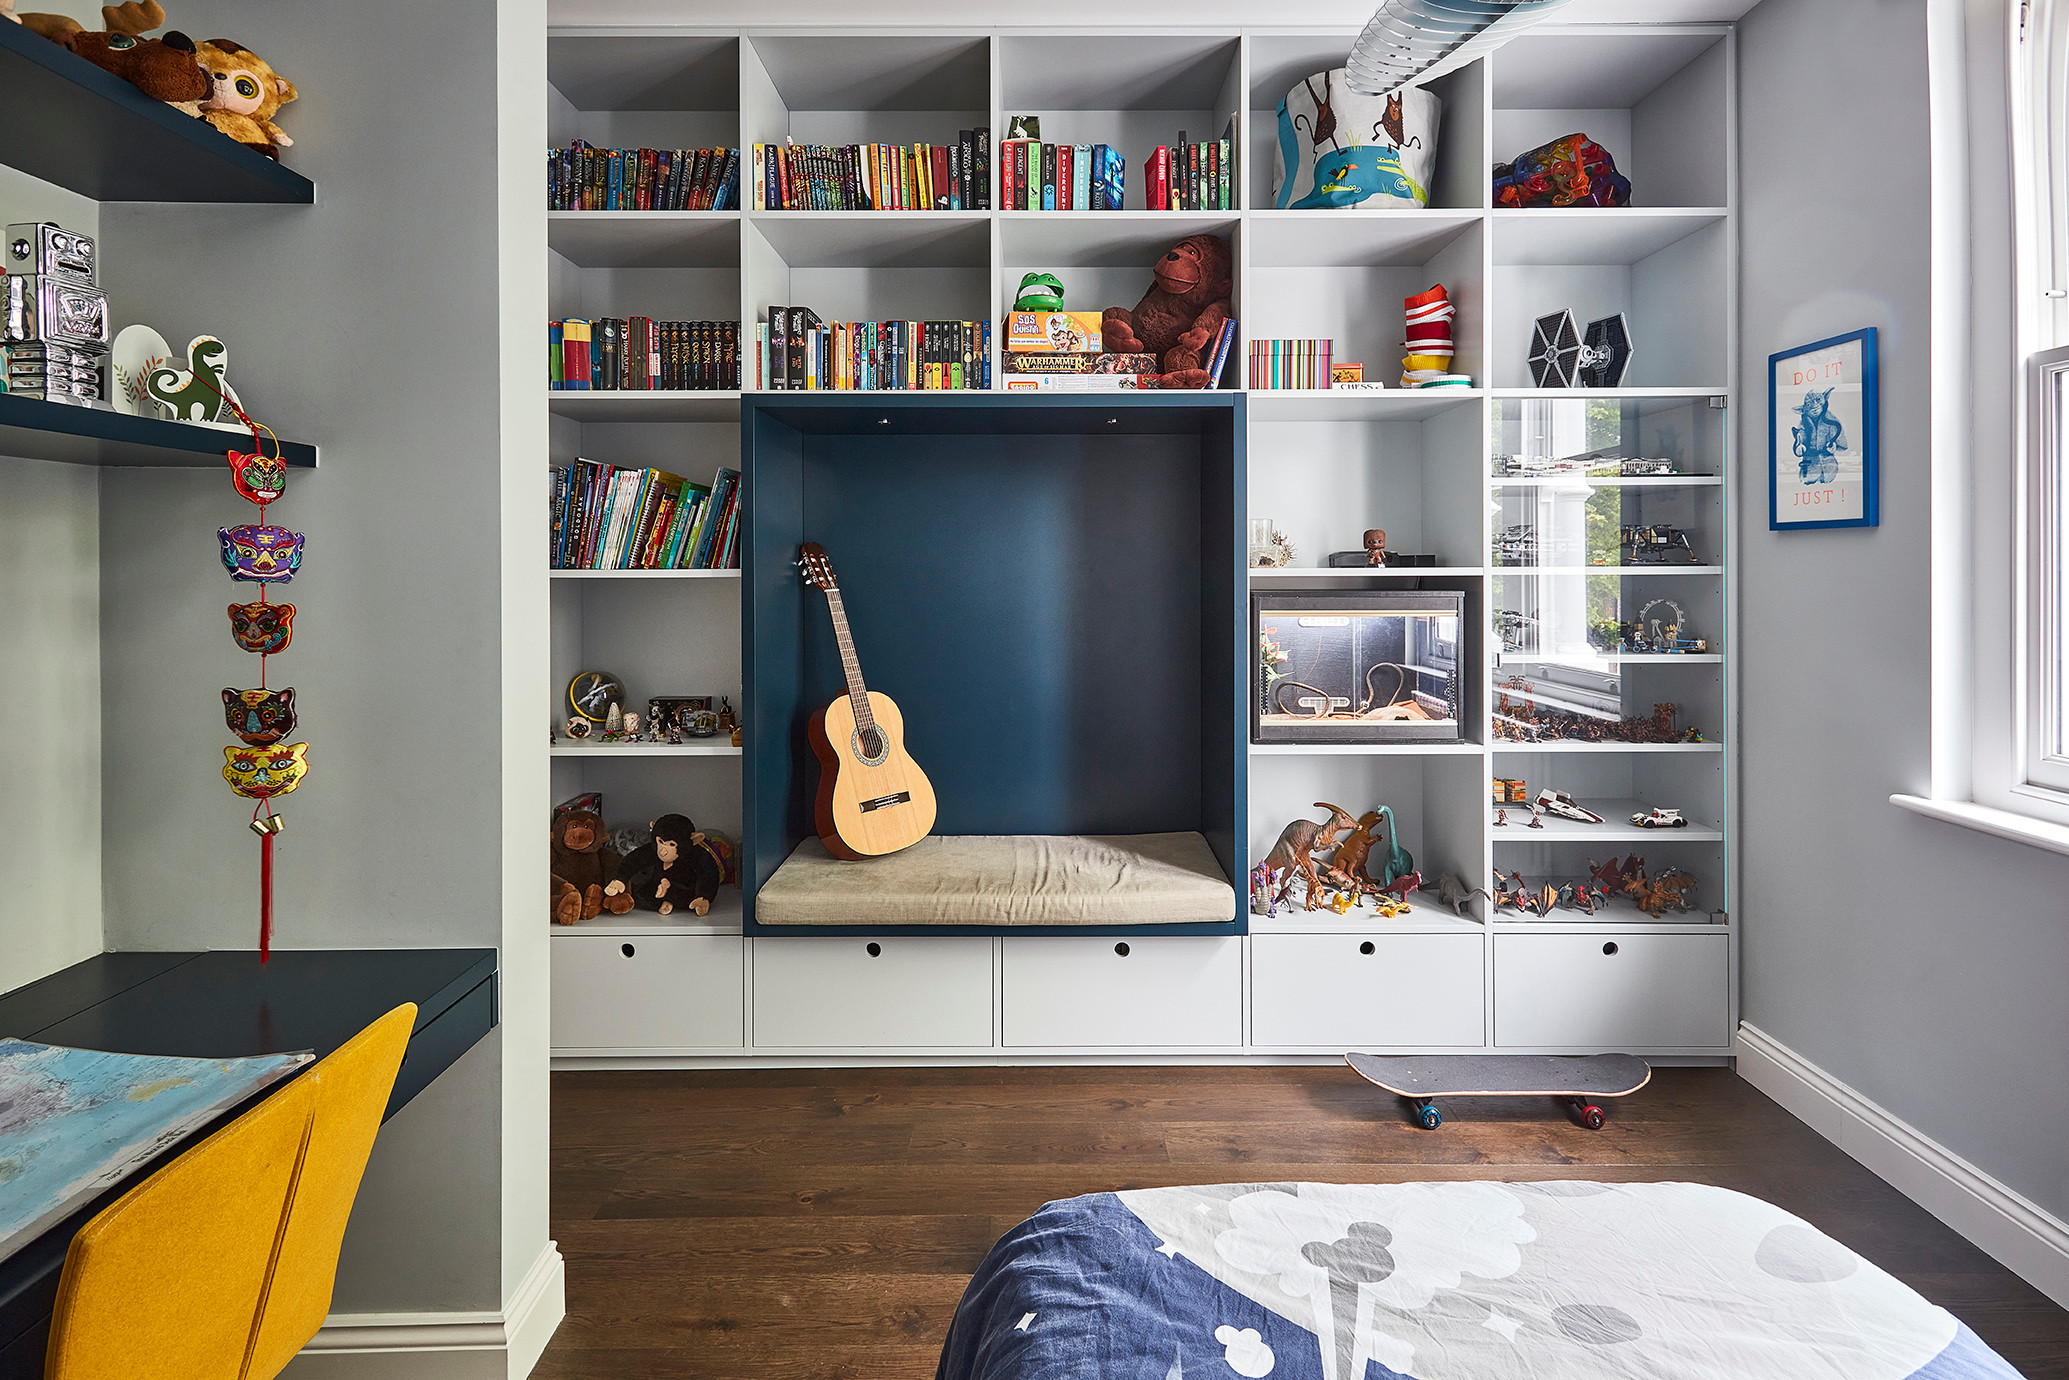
[1770,327,1879,529]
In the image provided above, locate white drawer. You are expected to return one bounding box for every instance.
[1003,937,1242,1047]
[1494,932,1730,1049]
[551,933,744,1051]
[751,937,992,1047]
[1252,933,1484,1048]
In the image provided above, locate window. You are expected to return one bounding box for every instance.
[2016,1,2069,800]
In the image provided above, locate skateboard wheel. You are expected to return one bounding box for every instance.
[1416,1102,1441,1130]
[1574,1102,1606,1130]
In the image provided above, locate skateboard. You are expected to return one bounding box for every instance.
[1345,1052,1651,1130]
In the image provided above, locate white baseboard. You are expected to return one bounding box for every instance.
[282,1241,565,1380]
[1736,1023,2069,1309]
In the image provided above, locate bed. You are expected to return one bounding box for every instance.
[935,1181,2026,1380]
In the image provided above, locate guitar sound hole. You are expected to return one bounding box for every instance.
[850,726,889,766]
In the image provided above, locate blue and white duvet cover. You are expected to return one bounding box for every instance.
[937,1181,2024,1380]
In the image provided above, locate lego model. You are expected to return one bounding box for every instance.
[1620,524,1701,565]
[1534,789,1604,824]
[1631,807,1688,829]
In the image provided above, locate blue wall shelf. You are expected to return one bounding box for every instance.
[0,19,314,204]
[743,392,1247,936]
[0,393,318,469]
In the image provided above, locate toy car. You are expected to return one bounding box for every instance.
[1534,789,1604,824]
[1630,807,1688,828]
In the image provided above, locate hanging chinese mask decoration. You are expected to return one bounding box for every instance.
[213,395,304,961]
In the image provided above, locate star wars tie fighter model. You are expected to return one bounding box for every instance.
[1527,309,1633,389]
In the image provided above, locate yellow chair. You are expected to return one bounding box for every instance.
[43,1003,418,1380]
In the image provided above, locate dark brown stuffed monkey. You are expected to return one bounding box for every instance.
[550,809,631,925]
[1100,234,1234,389]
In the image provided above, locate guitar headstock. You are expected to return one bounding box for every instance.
[798,542,838,592]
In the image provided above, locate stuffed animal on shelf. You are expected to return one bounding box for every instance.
[604,812,723,917]
[1099,233,1233,389]
[550,808,630,925]
[21,3,211,114]
[195,37,298,159]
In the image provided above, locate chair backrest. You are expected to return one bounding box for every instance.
[44,1003,418,1380]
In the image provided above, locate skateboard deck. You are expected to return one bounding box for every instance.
[1346,1052,1650,1129]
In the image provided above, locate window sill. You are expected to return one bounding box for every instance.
[1890,794,2069,857]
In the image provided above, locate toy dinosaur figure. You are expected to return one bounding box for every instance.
[1368,804,1415,887]
[1263,802,1358,912]
[1378,869,1423,902]
[1432,872,1489,917]
[1320,811,1385,895]
[1631,868,1698,918]
[147,335,231,422]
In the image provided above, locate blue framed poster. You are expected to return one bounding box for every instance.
[1770,327,1879,529]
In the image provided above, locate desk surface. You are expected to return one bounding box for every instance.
[0,948,497,1377]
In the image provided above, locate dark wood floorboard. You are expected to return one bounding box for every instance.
[534,1066,2069,1379]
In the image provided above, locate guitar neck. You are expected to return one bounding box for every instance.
[821,587,877,734]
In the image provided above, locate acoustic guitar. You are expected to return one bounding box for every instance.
[798,542,938,859]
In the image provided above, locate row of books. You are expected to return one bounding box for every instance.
[549,319,742,392]
[756,310,991,390]
[549,142,739,212]
[753,134,991,211]
[1249,339,1334,390]
[997,142,1124,211]
[1145,138,1234,212]
[550,462,742,570]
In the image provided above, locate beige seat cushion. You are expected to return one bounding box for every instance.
[754,833,1236,928]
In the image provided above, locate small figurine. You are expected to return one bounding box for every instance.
[1363,528,1387,567]
[1328,890,1355,915]
[1324,811,1385,896]
[1433,873,1489,917]
[1631,807,1688,829]
[1378,869,1422,902]
[1262,802,1359,911]
[1013,272,1066,312]
[1373,895,1411,918]
[1494,807,1508,827]
[1526,803,1546,828]
[565,716,592,740]
[622,710,641,739]
[717,697,737,737]
[598,701,626,741]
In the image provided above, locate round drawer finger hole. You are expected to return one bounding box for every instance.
[1360,941,1376,955]
[620,943,635,958]
[866,941,882,958]
[1602,941,1619,956]
[1114,942,1131,957]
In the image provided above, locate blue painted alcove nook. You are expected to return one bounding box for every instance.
[743,393,1247,935]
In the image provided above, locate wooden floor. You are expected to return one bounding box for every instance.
[537,1065,2069,1379]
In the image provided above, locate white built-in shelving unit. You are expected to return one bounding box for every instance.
[541,23,1737,1067]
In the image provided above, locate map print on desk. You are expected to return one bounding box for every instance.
[0,1038,312,1263]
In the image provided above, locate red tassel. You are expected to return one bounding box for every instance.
[260,827,274,964]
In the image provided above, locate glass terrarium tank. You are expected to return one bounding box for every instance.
[1253,592,1463,743]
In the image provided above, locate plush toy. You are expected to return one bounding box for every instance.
[195,38,298,159]
[1099,234,1233,389]
[550,808,630,925]
[21,3,211,114]
[604,812,723,917]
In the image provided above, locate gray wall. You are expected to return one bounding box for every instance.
[0,169,103,992]
[1738,0,2069,1220]
[94,0,516,1312]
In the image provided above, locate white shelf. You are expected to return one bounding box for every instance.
[1496,652,1723,666]
[1493,740,1723,754]
[548,390,741,422]
[1243,209,1480,268]
[1250,741,1486,756]
[1246,389,1482,422]
[1491,387,1728,400]
[549,885,744,936]
[550,741,742,757]
[548,210,741,268]
[1493,565,1721,576]
[1251,565,1484,579]
[999,211,1238,266]
[549,567,739,579]
[1490,796,1722,842]
[748,209,990,268]
[1491,475,1722,488]
[1245,907,1484,935]
[1490,208,1727,266]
